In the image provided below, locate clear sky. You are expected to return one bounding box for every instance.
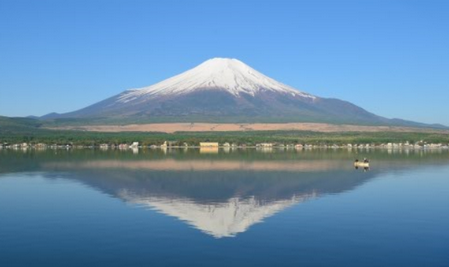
[1,0,448,125]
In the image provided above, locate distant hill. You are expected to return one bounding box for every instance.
[41,58,444,128]
[0,116,42,133]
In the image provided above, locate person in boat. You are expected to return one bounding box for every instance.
[355,159,359,163]
[363,158,369,163]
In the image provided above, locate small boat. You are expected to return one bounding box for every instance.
[354,161,370,168]
[354,158,370,169]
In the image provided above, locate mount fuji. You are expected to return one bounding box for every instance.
[42,58,428,126]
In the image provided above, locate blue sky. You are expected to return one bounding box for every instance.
[1,0,448,125]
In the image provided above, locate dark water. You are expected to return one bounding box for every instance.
[1,149,448,267]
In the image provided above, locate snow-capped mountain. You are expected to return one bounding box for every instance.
[42,57,429,126]
[118,58,315,101]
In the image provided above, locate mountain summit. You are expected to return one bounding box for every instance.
[118,58,315,101]
[43,58,428,126]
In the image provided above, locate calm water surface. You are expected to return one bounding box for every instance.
[0,149,448,267]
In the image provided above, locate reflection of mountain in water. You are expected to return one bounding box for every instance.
[2,150,449,238]
[121,193,313,238]
[42,160,373,238]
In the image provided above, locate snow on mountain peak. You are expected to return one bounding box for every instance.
[119,192,315,238]
[117,58,315,103]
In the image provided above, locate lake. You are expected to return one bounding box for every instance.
[1,148,448,267]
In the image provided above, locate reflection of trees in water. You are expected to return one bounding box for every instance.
[1,148,448,175]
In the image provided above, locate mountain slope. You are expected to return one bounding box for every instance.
[41,58,432,127]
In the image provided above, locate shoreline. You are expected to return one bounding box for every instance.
[2,143,448,150]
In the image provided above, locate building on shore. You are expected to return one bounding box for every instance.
[257,143,273,148]
[99,144,109,150]
[118,144,129,150]
[199,142,219,147]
